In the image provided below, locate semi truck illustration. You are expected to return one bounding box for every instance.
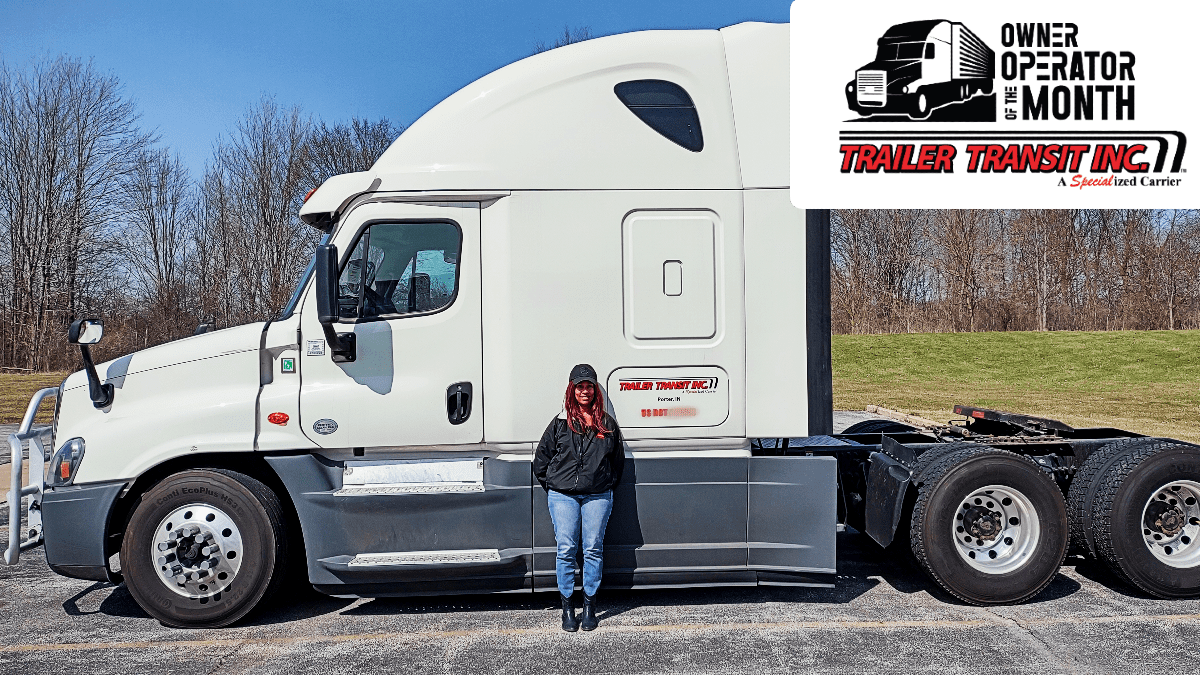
[7,22,1200,629]
[846,19,995,119]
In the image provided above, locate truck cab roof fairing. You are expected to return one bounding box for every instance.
[369,27,752,192]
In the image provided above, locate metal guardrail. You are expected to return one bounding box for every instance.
[5,387,57,565]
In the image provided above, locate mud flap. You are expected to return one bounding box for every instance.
[864,436,914,548]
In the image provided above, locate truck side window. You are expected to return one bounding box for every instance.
[336,220,462,320]
[614,80,704,152]
[925,43,935,59]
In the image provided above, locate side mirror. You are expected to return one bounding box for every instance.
[67,318,114,409]
[68,319,104,345]
[315,244,340,325]
[312,244,356,363]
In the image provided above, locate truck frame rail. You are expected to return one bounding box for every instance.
[5,387,56,564]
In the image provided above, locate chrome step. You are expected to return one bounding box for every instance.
[348,549,502,566]
[334,483,485,496]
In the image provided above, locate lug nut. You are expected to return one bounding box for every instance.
[198,532,214,543]
[201,545,219,557]
[158,541,177,551]
[170,564,183,576]
[200,557,221,570]
[196,569,209,579]
[175,574,187,584]
[157,553,177,565]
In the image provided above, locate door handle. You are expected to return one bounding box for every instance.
[446,382,473,425]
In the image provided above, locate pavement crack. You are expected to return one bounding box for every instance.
[204,637,250,675]
[980,608,1081,675]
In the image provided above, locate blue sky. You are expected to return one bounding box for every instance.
[1,0,789,179]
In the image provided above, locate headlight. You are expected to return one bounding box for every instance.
[902,85,910,94]
[847,83,854,93]
[47,438,85,487]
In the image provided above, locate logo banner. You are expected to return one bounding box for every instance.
[790,1,1196,207]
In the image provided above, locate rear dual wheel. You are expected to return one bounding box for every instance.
[1085,440,1200,597]
[910,447,1068,604]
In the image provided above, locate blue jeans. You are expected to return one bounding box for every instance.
[547,489,614,597]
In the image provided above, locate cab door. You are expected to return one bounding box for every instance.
[298,202,483,447]
[290,202,533,593]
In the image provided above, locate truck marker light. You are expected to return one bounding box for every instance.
[303,188,317,203]
[972,411,986,419]
[268,412,289,426]
[59,461,70,480]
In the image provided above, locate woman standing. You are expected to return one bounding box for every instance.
[533,364,624,632]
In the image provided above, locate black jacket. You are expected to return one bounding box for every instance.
[533,413,624,495]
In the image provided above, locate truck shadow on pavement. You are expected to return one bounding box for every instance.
[61,580,358,625]
[1065,557,1155,600]
[53,532,1097,627]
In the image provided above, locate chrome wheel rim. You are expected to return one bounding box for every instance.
[952,485,1040,574]
[151,503,244,600]
[1141,480,1200,568]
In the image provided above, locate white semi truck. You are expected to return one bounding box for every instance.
[7,22,1200,628]
[846,20,995,119]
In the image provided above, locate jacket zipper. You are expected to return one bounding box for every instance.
[572,424,593,492]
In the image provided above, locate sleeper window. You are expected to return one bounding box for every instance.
[337,221,462,320]
[614,80,704,152]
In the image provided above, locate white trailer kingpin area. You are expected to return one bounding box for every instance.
[7,22,1200,628]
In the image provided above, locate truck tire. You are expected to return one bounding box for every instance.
[911,442,983,486]
[910,447,1068,604]
[911,91,932,119]
[1090,440,1200,597]
[120,469,290,628]
[1066,437,1158,557]
[842,419,917,435]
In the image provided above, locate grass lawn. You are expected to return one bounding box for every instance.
[0,372,66,425]
[834,330,1200,444]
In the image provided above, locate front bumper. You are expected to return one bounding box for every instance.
[42,481,127,582]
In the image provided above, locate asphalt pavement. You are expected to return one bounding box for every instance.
[2,412,1199,673]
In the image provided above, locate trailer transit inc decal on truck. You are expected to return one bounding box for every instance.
[791,0,1198,207]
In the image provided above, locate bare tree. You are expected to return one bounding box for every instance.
[303,117,403,192]
[118,147,195,334]
[533,26,593,54]
[0,57,151,369]
[195,96,313,325]
[831,210,931,333]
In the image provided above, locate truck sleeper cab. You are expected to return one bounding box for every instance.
[8,22,1200,628]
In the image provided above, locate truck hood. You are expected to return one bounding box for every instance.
[63,322,264,391]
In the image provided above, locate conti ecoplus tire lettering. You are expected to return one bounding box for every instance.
[120,469,289,628]
[1090,441,1200,598]
[910,447,1068,605]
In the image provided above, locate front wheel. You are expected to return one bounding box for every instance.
[910,447,1067,604]
[911,92,931,119]
[120,469,290,628]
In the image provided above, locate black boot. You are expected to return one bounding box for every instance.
[560,594,580,632]
[580,593,599,631]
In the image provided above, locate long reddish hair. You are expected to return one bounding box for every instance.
[564,381,609,437]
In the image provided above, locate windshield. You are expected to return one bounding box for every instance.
[875,42,926,61]
[278,231,333,320]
